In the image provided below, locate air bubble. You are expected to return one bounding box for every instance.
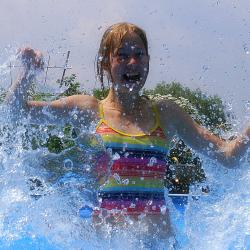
[129,203,136,208]
[148,157,157,166]
[113,173,121,184]
[160,205,167,214]
[122,179,129,185]
[63,159,73,170]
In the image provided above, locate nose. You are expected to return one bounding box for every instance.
[127,56,138,65]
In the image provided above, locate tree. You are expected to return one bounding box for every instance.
[144,81,232,135]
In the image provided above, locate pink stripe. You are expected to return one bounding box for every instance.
[100,199,166,214]
[112,158,166,173]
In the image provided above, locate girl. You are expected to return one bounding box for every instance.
[5,22,250,237]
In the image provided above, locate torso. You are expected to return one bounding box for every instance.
[94,102,170,218]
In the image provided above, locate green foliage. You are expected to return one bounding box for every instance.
[46,135,64,153]
[166,140,206,193]
[30,74,85,102]
[0,88,6,103]
[92,87,109,100]
[29,74,84,153]
[144,81,231,135]
[31,92,55,101]
[57,74,84,97]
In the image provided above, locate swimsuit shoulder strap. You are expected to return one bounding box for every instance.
[96,102,105,130]
[151,103,162,128]
[98,102,104,119]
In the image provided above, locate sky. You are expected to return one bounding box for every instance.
[0,0,250,122]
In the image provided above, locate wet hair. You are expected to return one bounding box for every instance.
[96,22,149,91]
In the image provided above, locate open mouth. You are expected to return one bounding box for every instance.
[123,73,141,82]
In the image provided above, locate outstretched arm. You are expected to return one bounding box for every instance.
[158,100,250,168]
[5,48,44,117]
[4,48,98,126]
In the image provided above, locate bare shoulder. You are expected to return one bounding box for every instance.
[68,95,99,109]
[154,98,192,134]
[51,94,99,111]
[155,98,184,118]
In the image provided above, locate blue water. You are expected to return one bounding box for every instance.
[0,197,186,250]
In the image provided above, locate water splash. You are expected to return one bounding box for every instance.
[0,52,250,249]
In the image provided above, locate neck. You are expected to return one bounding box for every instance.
[103,87,144,114]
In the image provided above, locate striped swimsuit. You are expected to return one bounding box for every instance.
[94,103,169,216]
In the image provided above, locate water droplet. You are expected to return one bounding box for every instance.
[114,84,118,91]
[113,173,121,184]
[209,142,214,148]
[160,205,167,214]
[63,159,73,170]
[122,179,129,185]
[112,152,120,160]
[129,203,136,208]
[169,165,176,171]
[106,148,112,156]
[58,132,64,138]
[98,56,103,61]
[148,157,157,166]
[124,152,129,158]
[245,101,250,111]
[138,213,146,220]
[227,102,233,111]
[147,200,153,205]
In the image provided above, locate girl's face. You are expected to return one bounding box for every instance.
[109,32,149,94]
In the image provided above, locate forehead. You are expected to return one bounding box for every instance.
[118,32,146,50]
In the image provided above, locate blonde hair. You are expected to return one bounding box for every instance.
[96,22,148,90]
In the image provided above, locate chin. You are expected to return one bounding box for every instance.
[122,83,144,95]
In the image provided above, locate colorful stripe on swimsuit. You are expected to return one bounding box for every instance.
[94,103,169,216]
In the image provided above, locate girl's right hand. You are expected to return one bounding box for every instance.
[18,47,44,71]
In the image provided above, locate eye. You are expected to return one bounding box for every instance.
[117,52,129,60]
[134,49,145,58]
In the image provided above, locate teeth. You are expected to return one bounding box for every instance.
[123,73,141,81]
